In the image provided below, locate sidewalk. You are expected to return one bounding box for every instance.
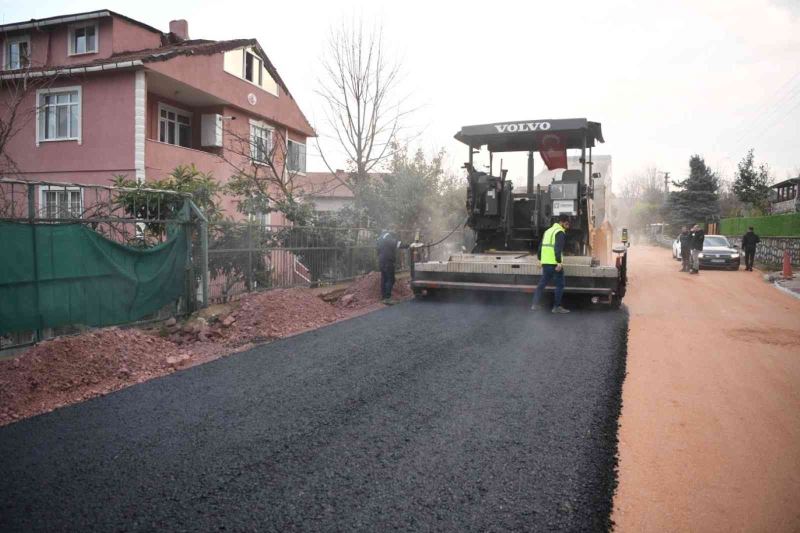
[774,275,800,300]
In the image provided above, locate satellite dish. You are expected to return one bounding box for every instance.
[247,93,257,106]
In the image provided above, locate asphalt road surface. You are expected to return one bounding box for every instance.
[0,298,628,532]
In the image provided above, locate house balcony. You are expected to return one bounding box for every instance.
[145,139,230,181]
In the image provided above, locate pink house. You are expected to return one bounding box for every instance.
[296,170,356,215]
[0,9,315,224]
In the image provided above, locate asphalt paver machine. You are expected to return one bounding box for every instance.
[410,118,628,307]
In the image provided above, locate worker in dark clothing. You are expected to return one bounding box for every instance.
[376,229,421,304]
[679,226,692,272]
[689,224,705,274]
[531,214,571,314]
[741,226,760,271]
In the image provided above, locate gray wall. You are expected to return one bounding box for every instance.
[727,236,800,266]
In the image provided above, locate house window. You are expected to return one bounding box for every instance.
[37,87,81,143]
[250,211,271,228]
[287,140,306,173]
[244,51,262,85]
[158,104,192,148]
[69,23,98,55]
[40,186,82,219]
[250,122,273,163]
[222,48,278,96]
[5,35,30,70]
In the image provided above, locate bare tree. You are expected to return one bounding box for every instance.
[619,167,662,202]
[0,55,61,177]
[220,123,313,224]
[316,19,411,193]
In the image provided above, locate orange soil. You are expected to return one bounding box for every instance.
[613,246,800,531]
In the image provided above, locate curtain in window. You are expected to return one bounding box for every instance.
[251,125,272,163]
[288,142,306,173]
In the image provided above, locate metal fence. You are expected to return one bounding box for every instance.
[202,222,468,303]
[0,179,205,352]
[0,178,470,350]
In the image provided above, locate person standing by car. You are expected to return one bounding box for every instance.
[689,224,705,275]
[679,226,692,272]
[741,226,760,271]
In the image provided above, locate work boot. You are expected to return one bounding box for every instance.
[551,306,570,314]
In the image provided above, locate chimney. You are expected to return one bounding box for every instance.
[169,20,189,41]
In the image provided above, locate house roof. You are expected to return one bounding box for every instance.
[772,177,800,189]
[0,9,162,35]
[0,9,315,135]
[296,171,355,199]
[9,37,288,89]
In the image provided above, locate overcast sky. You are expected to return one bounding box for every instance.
[3,0,798,191]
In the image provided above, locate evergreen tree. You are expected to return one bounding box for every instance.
[665,155,720,228]
[732,148,772,212]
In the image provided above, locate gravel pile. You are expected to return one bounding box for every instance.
[0,288,355,427]
[0,328,191,426]
[336,271,413,308]
[215,287,342,345]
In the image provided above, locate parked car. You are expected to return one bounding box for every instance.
[697,235,740,270]
[672,236,682,260]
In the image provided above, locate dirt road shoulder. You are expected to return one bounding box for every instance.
[613,246,800,531]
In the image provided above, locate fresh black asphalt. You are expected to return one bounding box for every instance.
[0,297,628,532]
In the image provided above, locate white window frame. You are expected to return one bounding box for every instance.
[35,86,82,146]
[243,49,263,86]
[249,211,271,227]
[249,119,273,165]
[67,22,99,56]
[287,139,306,174]
[157,103,192,148]
[39,185,84,219]
[4,34,30,70]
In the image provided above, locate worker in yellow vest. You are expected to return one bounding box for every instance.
[531,214,571,313]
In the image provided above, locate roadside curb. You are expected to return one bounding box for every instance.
[774,281,800,301]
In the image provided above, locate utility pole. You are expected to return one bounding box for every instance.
[659,171,670,202]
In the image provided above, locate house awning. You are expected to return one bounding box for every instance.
[771,177,800,189]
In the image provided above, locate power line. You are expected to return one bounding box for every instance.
[725,70,800,148]
[732,84,800,149]
[733,70,800,129]
[735,88,800,149]
[749,96,800,139]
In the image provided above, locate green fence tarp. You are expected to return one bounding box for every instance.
[0,221,188,335]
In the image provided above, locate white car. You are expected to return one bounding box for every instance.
[672,236,683,260]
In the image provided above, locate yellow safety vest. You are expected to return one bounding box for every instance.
[540,223,565,265]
